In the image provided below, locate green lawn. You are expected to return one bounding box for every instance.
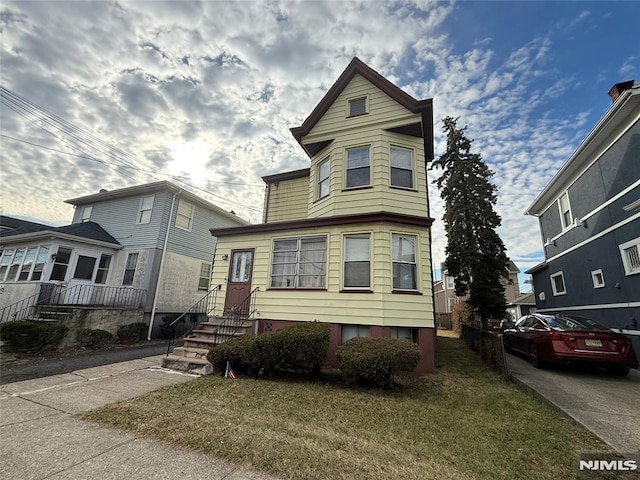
[81,337,608,480]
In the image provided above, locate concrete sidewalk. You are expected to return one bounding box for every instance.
[0,354,279,480]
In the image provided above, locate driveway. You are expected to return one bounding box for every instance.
[507,352,640,454]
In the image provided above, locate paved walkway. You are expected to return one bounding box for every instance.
[0,354,278,480]
[507,353,640,454]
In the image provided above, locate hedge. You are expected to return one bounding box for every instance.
[77,329,113,348]
[0,320,68,352]
[207,321,330,376]
[337,337,421,388]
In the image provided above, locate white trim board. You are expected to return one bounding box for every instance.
[536,302,640,312]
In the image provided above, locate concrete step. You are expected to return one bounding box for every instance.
[161,354,212,375]
[197,320,253,331]
[172,346,210,359]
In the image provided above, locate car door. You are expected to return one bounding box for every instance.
[511,316,531,353]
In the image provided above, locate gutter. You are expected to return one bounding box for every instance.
[147,191,179,340]
[524,86,637,216]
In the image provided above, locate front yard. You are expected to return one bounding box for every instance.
[81,337,609,479]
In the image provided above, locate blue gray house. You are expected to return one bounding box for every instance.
[525,80,639,336]
[0,181,248,339]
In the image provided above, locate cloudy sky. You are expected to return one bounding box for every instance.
[1,1,638,289]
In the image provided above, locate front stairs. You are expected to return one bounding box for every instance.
[161,316,254,375]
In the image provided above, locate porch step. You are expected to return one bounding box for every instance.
[171,346,210,360]
[196,319,253,332]
[161,354,212,375]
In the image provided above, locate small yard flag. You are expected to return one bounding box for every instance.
[224,361,236,379]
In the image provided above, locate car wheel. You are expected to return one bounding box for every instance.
[608,365,630,376]
[503,336,512,353]
[528,343,546,369]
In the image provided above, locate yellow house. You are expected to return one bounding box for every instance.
[209,58,436,373]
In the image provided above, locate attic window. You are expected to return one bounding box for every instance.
[348,97,367,117]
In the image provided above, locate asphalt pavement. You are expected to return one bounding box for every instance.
[1,342,169,383]
[507,352,640,454]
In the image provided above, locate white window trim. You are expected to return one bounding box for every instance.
[550,271,566,296]
[389,145,415,190]
[445,275,455,290]
[136,195,155,225]
[591,269,605,288]
[122,252,139,286]
[347,96,368,117]
[198,262,211,291]
[175,199,195,231]
[558,191,573,230]
[619,237,640,276]
[345,145,371,189]
[81,206,93,222]
[270,236,328,289]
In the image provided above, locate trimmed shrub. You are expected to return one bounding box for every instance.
[116,322,148,343]
[77,329,113,348]
[0,320,68,352]
[207,336,258,375]
[337,337,421,388]
[255,321,330,375]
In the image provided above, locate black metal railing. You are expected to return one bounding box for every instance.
[0,283,145,323]
[165,285,222,356]
[213,286,259,345]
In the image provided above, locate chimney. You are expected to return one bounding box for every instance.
[608,80,634,103]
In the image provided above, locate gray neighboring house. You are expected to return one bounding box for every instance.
[525,81,639,337]
[0,181,249,338]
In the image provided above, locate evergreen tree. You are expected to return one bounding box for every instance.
[431,116,509,328]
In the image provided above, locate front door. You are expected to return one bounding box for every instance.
[223,249,254,315]
[66,250,100,304]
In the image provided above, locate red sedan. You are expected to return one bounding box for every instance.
[503,313,638,375]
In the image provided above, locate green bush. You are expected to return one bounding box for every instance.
[0,320,68,352]
[116,322,148,343]
[255,321,330,375]
[207,335,258,375]
[337,337,421,388]
[159,313,183,339]
[77,329,113,348]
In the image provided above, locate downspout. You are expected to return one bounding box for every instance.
[147,191,179,340]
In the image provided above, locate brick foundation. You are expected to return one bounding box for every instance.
[257,319,435,374]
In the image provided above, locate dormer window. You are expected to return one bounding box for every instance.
[348,97,367,117]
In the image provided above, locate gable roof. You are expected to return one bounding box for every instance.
[65,180,249,226]
[290,57,433,157]
[0,215,120,248]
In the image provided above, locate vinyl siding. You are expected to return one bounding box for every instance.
[264,175,309,222]
[211,222,434,327]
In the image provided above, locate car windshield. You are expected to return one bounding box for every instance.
[545,314,610,331]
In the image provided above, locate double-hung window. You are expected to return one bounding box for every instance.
[18,247,38,281]
[271,237,327,289]
[50,247,72,281]
[198,263,211,291]
[81,206,93,222]
[390,146,414,189]
[343,234,370,289]
[0,249,14,280]
[550,271,566,296]
[558,192,572,229]
[345,146,370,189]
[317,157,330,199]
[137,195,154,224]
[95,254,111,284]
[392,234,417,290]
[30,246,49,281]
[122,253,138,286]
[176,199,195,230]
[7,248,25,281]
